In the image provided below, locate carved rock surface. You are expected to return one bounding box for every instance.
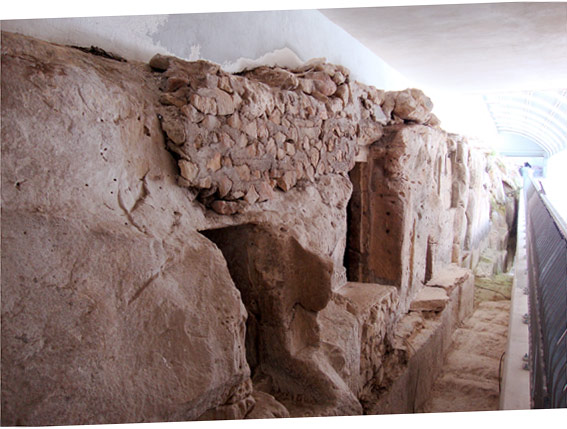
[245,391,290,419]
[201,224,361,416]
[0,32,358,424]
[346,123,518,312]
[409,287,450,312]
[347,124,454,310]
[319,282,399,396]
[1,31,519,424]
[1,31,250,425]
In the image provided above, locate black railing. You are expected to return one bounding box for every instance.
[524,170,567,408]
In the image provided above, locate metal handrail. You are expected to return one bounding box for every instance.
[523,169,567,408]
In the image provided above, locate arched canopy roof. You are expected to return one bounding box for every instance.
[484,90,567,157]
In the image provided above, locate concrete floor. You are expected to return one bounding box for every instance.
[500,190,531,410]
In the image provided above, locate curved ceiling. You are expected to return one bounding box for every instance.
[321,3,567,158]
[484,90,567,157]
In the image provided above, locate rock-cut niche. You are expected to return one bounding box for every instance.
[200,223,336,406]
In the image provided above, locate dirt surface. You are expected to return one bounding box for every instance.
[419,274,512,413]
[474,274,513,306]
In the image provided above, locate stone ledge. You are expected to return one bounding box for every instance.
[365,265,475,414]
[409,287,449,312]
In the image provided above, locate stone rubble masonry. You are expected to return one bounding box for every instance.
[150,53,440,214]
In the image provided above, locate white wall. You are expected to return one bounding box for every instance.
[1,10,411,91]
[543,150,567,223]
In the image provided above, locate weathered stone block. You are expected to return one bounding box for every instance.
[409,287,450,312]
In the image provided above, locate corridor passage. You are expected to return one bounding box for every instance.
[420,275,513,412]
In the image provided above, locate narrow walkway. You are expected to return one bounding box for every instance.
[419,274,512,413]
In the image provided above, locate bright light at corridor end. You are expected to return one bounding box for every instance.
[483,89,567,222]
[484,90,567,158]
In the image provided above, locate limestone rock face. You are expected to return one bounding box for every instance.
[346,125,518,311]
[388,88,435,124]
[409,287,450,312]
[201,224,361,416]
[347,124,455,310]
[1,31,519,425]
[0,32,357,424]
[1,32,249,425]
[319,282,399,395]
[245,391,290,419]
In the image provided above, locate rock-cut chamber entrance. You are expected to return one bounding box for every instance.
[200,223,341,410]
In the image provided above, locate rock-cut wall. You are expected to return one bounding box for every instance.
[1,31,517,425]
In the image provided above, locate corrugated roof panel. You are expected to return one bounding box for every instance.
[484,90,567,157]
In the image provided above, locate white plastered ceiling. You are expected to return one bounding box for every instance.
[321,2,567,156]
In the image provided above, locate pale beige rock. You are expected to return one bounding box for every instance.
[256,181,275,202]
[320,282,399,396]
[346,124,457,310]
[235,164,251,181]
[181,104,205,123]
[1,32,248,426]
[310,147,320,167]
[159,92,185,107]
[285,142,296,156]
[198,396,255,420]
[1,31,518,426]
[201,115,221,131]
[305,71,337,96]
[335,84,350,106]
[391,88,434,123]
[274,131,286,145]
[244,185,259,204]
[420,300,511,413]
[409,287,449,312]
[245,391,290,419]
[165,76,189,92]
[276,170,297,192]
[199,176,212,188]
[244,66,299,90]
[179,159,199,182]
[227,112,241,129]
[197,88,238,116]
[190,93,217,115]
[243,121,257,139]
[265,139,277,156]
[218,75,233,93]
[161,118,187,144]
[218,176,233,198]
[149,53,170,71]
[201,223,360,416]
[206,153,222,172]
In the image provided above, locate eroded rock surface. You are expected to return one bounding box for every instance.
[1,31,518,425]
[419,296,511,412]
[0,31,360,424]
[1,31,252,425]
